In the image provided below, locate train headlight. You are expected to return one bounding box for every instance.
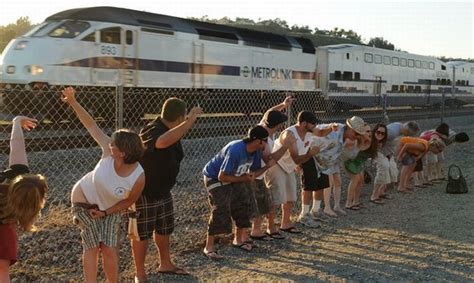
[14,40,28,50]
[28,65,44,75]
[7,65,16,74]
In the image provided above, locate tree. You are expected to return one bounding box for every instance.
[368,37,395,50]
[0,16,33,52]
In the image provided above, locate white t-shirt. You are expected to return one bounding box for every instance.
[274,125,312,173]
[76,156,144,210]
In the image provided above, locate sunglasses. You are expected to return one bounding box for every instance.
[375,130,386,135]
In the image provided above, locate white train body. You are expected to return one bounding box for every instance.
[0,6,473,109]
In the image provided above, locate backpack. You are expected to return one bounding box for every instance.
[446,165,468,194]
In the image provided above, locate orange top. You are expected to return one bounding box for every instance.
[400,137,429,155]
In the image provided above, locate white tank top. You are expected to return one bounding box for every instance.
[77,156,144,210]
[274,125,312,173]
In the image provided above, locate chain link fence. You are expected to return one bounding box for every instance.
[0,83,458,280]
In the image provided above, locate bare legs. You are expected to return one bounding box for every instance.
[83,244,118,283]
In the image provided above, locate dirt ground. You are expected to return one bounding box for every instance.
[9,115,474,282]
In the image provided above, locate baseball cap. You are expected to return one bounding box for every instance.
[263,110,288,128]
[246,125,269,141]
[454,132,469,142]
[435,123,449,138]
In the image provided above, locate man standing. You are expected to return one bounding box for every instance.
[132,98,202,280]
[202,126,275,259]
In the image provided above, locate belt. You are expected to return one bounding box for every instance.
[203,176,225,191]
[72,202,99,210]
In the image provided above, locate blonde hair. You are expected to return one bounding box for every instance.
[428,136,446,153]
[3,174,48,231]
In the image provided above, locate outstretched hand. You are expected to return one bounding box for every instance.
[61,87,77,105]
[283,96,295,107]
[188,106,203,120]
[13,116,37,131]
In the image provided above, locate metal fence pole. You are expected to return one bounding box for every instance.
[116,85,124,129]
[382,92,389,124]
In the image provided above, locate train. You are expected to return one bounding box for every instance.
[0,6,473,119]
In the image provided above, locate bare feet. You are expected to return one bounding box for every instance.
[334,207,347,215]
[324,209,338,217]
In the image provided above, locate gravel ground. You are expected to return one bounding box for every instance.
[8,115,474,282]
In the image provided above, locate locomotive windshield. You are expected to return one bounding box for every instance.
[48,21,90,38]
[24,21,59,37]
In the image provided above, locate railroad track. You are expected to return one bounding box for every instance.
[0,107,472,154]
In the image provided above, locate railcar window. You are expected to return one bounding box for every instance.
[415,86,421,93]
[407,85,414,92]
[354,72,360,81]
[346,53,350,60]
[126,31,133,45]
[137,20,172,30]
[49,21,90,38]
[364,53,373,63]
[141,27,174,35]
[343,71,353,80]
[441,79,447,85]
[441,65,446,70]
[408,59,414,68]
[467,80,470,85]
[437,79,441,85]
[294,37,315,54]
[400,85,406,92]
[196,28,238,44]
[100,27,121,44]
[81,32,95,42]
[447,79,451,85]
[415,60,421,68]
[392,85,399,92]
[429,62,435,70]
[374,55,382,64]
[422,61,428,69]
[27,21,58,37]
[335,71,342,80]
[392,57,399,66]
[383,56,391,65]
[400,58,407,67]
[456,80,461,86]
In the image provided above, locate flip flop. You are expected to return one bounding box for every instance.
[346,205,361,211]
[415,184,428,188]
[265,231,285,240]
[232,242,252,252]
[379,194,393,200]
[370,199,385,205]
[279,226,302,234]
[398,189,413,194]
[158,267,189,276]
[203,249,223,260]
[250,234,273,241]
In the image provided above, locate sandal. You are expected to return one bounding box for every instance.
[158,267,189,276]
[250,234,273,241]
[279,226,302,234]
[265,231,285,240]
[203,248,224,260]
[232,242,252,252]
[379,194,393,200]
[370,199,385,205]
[346,205,361,211]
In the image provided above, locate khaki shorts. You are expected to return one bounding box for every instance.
[388,156,399,183]
[265,164,297,205]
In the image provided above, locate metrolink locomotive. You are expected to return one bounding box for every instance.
[1,6,473,118]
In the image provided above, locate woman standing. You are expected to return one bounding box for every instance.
[370,123,390,204]
[0,116,48,283]
[63,87,145,283]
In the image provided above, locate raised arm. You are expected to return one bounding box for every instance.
[9,116,37,166]
[259,96,294,124]
[61,87,111,158]
[155,106,203,149]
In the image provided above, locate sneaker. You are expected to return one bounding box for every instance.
[297,214,321,228]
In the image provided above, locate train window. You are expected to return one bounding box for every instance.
[354,72,360,81]
[335,71,342,80]
[392,85,399,92]
[27,21,58,37]
[126,31,133,45]
[100,27,121,44]
[441,79,446,85]
[429,62,435,70]
[462,80,466,86]
[400,85,406,92]
[408,59,414,68]
[343,71,353,80]
[400,58,407,67]
[82,32,95,42]
[237,29,291,51]
[471,67,474,74]
[49,21,90,38]
[415,86,421,93]
[437,79,441,85]
[294,37,315,54]
[374,55,382,64]
[141,27,174,35]
[364,53,373,63]
[383,56,391,65]
[407,85,414,92]
[456,80,461,86]
[137,19,173,30]
[196,28,238,44]
[447,79,451,85]
[422,61,428,69]
[441,65,446,70]
[415,60,421,68]
[392,57,399,66]
[467,80,470,86]
[346,53,350,60]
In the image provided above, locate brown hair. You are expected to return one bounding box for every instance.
[3,174,48,231]
[111,129,145,164]
[161,97,186,122]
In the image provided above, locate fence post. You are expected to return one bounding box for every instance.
[116,85,124,129]
[382,92,389,124]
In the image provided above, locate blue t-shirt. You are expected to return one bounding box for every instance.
[203,140,262,180]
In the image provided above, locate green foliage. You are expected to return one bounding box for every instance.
[0,16,33,52]
[367,37,395,50]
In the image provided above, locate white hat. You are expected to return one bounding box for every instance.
[346,116,366,135]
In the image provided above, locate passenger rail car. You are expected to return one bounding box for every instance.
[0,6,473,119]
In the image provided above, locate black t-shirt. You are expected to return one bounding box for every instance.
[140,119,184,200]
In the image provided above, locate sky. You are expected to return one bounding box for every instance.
[0,0,472,59]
